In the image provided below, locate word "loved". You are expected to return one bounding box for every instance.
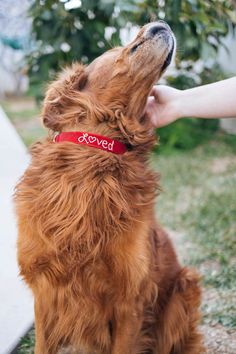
[78,133,114,151]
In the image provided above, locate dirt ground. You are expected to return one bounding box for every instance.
[169,229,236,354]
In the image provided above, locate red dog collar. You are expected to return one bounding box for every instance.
[54,131,127,155]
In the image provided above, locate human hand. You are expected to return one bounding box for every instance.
[145,85,182,128]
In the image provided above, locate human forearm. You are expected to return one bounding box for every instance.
[176,77,236,119]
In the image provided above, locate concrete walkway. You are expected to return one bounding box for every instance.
[0,107,33,354]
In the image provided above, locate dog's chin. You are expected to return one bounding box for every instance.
[161,45,174,74]
[161,39,175,72]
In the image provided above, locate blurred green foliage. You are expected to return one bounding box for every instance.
[28,0,236,150]
[119,0,236,61]
[28,0,120,94]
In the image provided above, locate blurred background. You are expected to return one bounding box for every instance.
[0,1,235,353]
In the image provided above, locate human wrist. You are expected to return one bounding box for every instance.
[169,90,185,121]
[172,89,190,119]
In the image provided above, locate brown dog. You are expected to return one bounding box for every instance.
[15,22,204,354]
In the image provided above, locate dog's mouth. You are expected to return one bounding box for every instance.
[161,40,175,71]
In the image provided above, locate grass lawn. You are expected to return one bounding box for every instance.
[1,97,46,146]
[154,143,236,328]
[1,97,235,353]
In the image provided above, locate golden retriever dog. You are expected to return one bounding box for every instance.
[15,21,204,354]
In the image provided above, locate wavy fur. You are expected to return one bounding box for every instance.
[15,23,204,354]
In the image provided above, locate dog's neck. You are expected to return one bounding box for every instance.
[28,133,159,263]
[58,111,156,152]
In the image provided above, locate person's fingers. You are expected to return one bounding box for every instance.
[145,95,156,126]
[144,97,154,117]
[149,86,159,100]
[149,86,156,96]
[146,96,156,111]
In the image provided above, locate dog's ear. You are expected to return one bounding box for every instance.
[42,64,88,131]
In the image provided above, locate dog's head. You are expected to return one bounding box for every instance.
[43,21,175,146]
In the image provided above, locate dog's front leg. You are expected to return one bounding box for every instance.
[34,299,60,354]
[111,303,143,354]
[34,316,50,354]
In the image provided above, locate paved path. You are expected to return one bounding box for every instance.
[0,107,33,354]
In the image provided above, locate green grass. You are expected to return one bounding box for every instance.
[17,330,35,354]
[2,97,235,350]
[153,141,236,328]
[1,98,46,146]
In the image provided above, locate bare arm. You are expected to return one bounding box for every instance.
[145,77,236,128]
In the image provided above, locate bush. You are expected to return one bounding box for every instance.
[28,0,236,150]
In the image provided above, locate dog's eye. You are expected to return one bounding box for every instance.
[130,40,145,54]
[130,44,139,54]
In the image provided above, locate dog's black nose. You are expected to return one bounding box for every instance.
[148,21,171,37]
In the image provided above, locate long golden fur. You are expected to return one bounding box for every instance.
[15,22,204,353]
